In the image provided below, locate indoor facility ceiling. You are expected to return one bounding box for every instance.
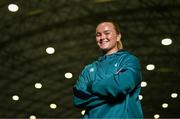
[0,0,180,118]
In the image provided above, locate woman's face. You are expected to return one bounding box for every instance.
[96,22,120,54]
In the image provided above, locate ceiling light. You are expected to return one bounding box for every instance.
[146,64,155,71]
[8,4,19,12]
[50,103,57,109]
[139,95,143,100]
[141,81,147,87]
[154,114,160,119]
[161,38,172,46]
[81,110,86,115]
[162,103,168,108]
[46,47,55,54]
[171,93,178,98]
[35,83,42,89]
[12,95,19,101]
[65,72,73,79]
[29,115,36,119]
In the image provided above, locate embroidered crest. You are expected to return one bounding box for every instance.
[114,63,118,67]
[89,68,94,72]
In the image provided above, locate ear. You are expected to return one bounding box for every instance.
[117,34,121,41]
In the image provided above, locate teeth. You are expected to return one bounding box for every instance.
[103,39,108,42]
[100,39,108,43]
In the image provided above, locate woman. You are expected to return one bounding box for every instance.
[73,21,143,118]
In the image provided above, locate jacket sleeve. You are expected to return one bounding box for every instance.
[91,55,142,98]
[73,66,105,108]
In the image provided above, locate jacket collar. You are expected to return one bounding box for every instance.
[98,49,126,61]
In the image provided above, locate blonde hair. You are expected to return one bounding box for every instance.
[110,21,123,49]
[117,40,123,49]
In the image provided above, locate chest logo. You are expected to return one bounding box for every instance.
[114,63,118,67]
[89,68,94,72]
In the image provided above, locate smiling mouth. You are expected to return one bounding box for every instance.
[99,39,109,44]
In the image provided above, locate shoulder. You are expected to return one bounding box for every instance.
[82,61,97,74]
[116,50,140,65]
[126,51,139,62]
[119,50,139,59]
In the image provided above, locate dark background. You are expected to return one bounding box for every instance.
[0,0,179,118]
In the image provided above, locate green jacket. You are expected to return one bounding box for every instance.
[73,50,143,118]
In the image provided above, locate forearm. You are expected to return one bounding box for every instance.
[91,68,141,98]
[73,87,105,108]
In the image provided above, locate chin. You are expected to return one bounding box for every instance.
[99,47,110,51]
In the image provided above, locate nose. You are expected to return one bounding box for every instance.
[100,33,106,40]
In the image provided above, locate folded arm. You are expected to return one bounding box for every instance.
[91,55,142,98]
[73,87,105,108]
[73,66,105,108]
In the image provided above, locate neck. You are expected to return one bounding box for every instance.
[104,47,119,55]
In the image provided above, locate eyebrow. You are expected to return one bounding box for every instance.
[96,30,110,34]
[104,30,110,33]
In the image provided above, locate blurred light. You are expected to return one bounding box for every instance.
[65,72,73,79]
[171,93,178,98]
[161,38,172,46]
[141,81,147,87]
[8,4,19,12]
[154,114,160,119]
[12,95,19,101]
[46,47,55,54]
[50,103,57,109]
[30,115,36,119]
[35,83,42,89]
[139,95,143,100]
[146,64,155,71]
[162,103,168,108]
[81,110,86,115]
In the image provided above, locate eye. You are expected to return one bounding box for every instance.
[105,32,110,35]
[96,33,101,37]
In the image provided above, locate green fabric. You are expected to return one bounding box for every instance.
[73,50,143,118]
